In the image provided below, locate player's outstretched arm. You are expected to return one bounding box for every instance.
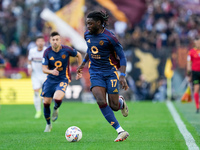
[76,53,89,80]
[76,52,83,67]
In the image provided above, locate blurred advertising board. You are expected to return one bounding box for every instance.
[0,79,84,104]
[0,79,34,104]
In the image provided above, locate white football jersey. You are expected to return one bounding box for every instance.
[28,46,47,77]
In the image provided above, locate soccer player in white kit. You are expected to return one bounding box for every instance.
[28,35,47,118]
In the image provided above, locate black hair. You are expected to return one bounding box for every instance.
[194,36,200,40]
[35,35,44,41]
[87,11,109,27]
[50,31,60,37]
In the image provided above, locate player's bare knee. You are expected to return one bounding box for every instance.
[95,94,107,107]
[96,100,106,107]
[109,103,119,111]
[43,97,52,104]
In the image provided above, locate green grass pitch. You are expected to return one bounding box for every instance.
[0,101,200,150]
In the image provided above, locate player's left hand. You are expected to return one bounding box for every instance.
[119,76,129,90]
[76,72,82,80]
[76,65,84,80]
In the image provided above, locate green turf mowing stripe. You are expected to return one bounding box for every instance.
[0,102,192,150]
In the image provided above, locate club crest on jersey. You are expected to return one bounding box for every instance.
[62,54,66,59]
[99,40,104,46]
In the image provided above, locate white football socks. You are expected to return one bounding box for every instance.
[116,126,124,133]
[34,91,41,111]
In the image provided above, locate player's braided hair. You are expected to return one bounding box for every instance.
[87,11,109,27]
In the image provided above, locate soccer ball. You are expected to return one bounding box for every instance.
[65,126,82,142]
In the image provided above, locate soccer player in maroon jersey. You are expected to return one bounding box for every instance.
[187,37,200,113]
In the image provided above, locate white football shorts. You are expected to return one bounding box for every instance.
[31,75,46,90]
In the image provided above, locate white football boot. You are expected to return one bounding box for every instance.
[119,95,129,117]
[34,110,41,119]
[44,124,52,132]
[52,108,59,122]
[114,131,129,142]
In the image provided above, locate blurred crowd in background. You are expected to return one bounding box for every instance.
[0,0,199,101]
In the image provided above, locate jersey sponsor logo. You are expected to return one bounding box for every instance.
[91,46,98,54]
[113,88,118,92]
[32,58,43,61]
[62,54,66,59]
[32,57,42,63]
[110,122,115,125]
[54,61,62,67]
[50,56,54,60]
[57,67,63,71]
[87,39,91,43]
[91,54,101,59]
[99,40,104,46]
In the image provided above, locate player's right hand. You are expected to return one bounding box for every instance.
[119,76,129,90]
[51,67,59,76]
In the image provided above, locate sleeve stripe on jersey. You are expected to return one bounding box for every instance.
[104,29,119,43]
[66,59,71,83]
[43,47,51,57]
[62,45,73,55]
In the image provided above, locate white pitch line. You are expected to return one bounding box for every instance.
[166,101,199,150]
